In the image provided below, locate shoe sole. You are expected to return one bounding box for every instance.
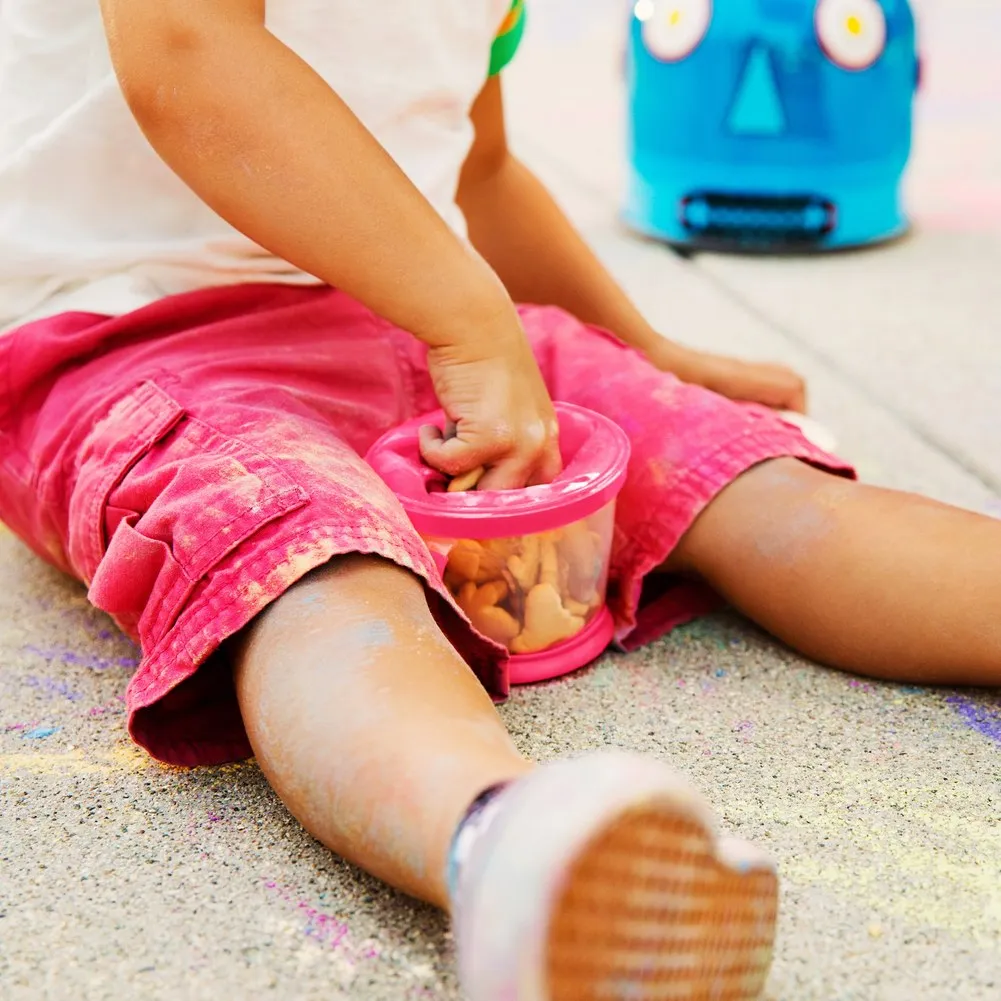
[546,805,778,1000]
[456,752,778,1001]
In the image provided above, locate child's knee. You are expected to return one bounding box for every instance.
[231,554,425,694]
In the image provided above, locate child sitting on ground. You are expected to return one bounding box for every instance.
[1,2,998,998]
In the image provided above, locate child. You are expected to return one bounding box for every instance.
[1,1,998,998]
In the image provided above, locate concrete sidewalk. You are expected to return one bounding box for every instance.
[2,2,999,999]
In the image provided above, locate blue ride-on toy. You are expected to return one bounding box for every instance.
[625,0,919,251]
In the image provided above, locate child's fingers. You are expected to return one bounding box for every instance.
[476,458,536,492]
[749,364,808,413]
[419,423,557,491]
[527,445,564,487]
[782,376,808,415]
[419,424,496,478]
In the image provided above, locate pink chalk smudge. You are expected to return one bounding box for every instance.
[4,721,40,733]
[86,695,128,717]
[262,881,381,961]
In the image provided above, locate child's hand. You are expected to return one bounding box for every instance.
[421,328,561,491]
[649,341,808,413]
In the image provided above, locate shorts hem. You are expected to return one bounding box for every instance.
[610,425,855,648]
[127,521,506,767]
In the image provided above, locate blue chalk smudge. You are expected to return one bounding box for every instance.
[948,696,1001,745]
[23,726,60,740]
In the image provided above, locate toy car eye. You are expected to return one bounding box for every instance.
[815,0,887,70]
[637,0,712,63]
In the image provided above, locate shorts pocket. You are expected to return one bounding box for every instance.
[72,379,309,649]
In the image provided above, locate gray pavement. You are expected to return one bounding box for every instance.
[2,1,999,999]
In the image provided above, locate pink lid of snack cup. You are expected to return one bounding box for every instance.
[365,403,631,539]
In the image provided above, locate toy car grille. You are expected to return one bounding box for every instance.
[679,192,836,246]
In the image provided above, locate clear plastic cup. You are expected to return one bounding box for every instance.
[426,500,616,655]
[366,403,631,683]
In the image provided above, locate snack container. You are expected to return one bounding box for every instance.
[365,403,631,684]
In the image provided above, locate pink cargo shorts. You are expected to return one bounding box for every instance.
[0,283,853,766]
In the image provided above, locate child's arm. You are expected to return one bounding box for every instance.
[457,77,807,413]
[100,0,560,489]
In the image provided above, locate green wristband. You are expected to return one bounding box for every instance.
[489,0,526,76]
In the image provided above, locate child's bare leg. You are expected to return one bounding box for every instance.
[231,555,779,1001]
[670,458,1001,685]
[232,555,532,909]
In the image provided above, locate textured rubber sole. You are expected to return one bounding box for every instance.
[545,806,778,1001]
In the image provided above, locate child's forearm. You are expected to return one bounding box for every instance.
[101,2,513,352]
[457,147,679,362]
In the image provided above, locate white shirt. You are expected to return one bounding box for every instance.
[0,0,515,330]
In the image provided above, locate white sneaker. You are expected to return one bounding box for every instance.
[452,751,778,1001]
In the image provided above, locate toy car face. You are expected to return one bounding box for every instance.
[625,0,919,250]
